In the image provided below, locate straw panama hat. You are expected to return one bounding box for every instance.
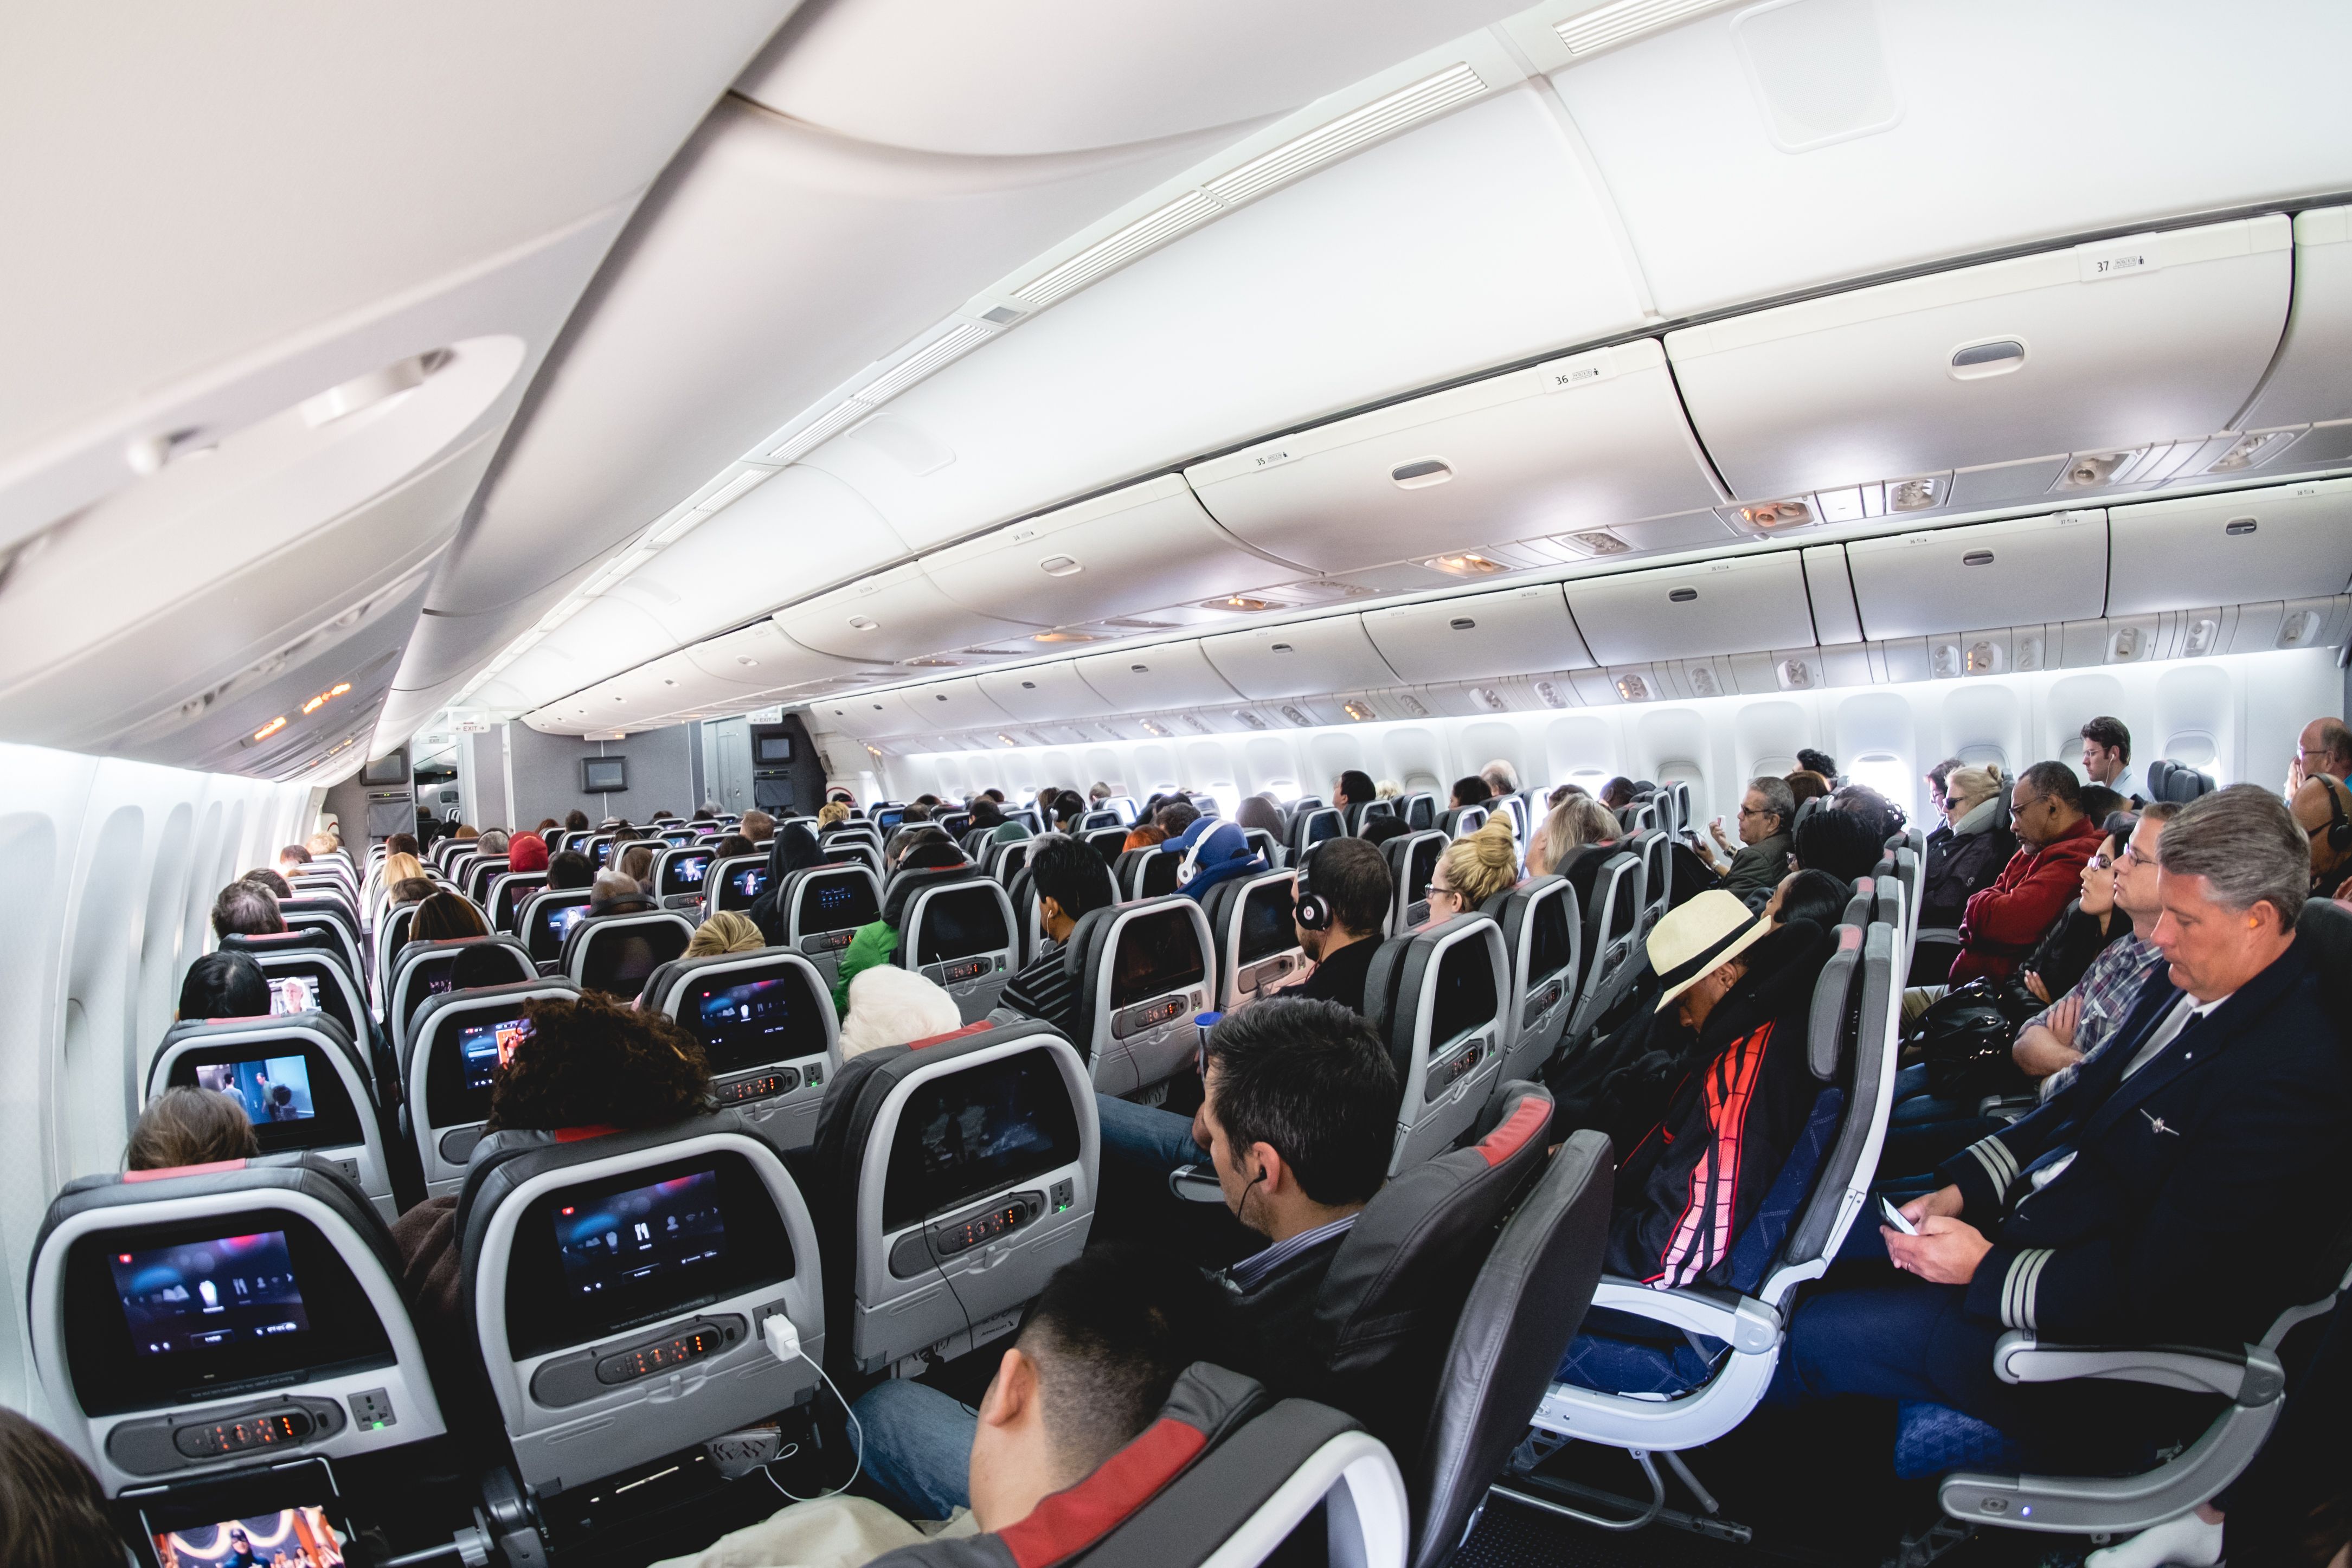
[1649,889,1772,1013]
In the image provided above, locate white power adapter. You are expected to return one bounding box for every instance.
[763,1312,802,1364]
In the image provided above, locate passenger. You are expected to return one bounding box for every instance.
[453,823,479,843]
[2290,773,2352,900]
[1233,793,1284,838]
[241,867,294,898]
[1448,774,1492,810]
[815,800,851,830]
[389,877,439,908]
[587,867,656,918]
[846,1243,1222,1533]
[210,879,285,939]
[506,831,549,875]
[2012,818,2136,1005]
[1376,777,1402,799]
[1153,798,1200,839]
[831,839,969,1012]
[126,1085,257,1169]
[176,950,269,1021]
[1480,758,1520,797]
[840,965,964,1058]
[1424,818,1517,921]
[385,832,421,858]
[562,808,590,834]
[1695,775,1795,910]
[2008,805,2176,1095]
[2076,714,2136,802]
[1791,804,1884,884]
[1920,764,2016,934]
[546,849,595,891]
[902,802,933,822]
[1946,761,2105,987]
[1329,768,1376,817]
[377,851,426,892]
[1045,789,1082,833]
[1761,867,1853,932]
[711,831,754,860]
[1795,747,1838,782]
[968,795,1029,845]
[615,840,656,892]
[409,890,490,944]
[1088,780,1114,806]
[534,817,560,835]
[2075,785,2126,832]
[1923,757,1963,826]
[883,824,952,872]
[1119,819,1166,852]
[476,827,510,857]
[274,842,312,876]
[1783,768,1832,811]
[1831,782,1905,844]
[1532,795,1619,881]
[1279,837,1390,1016]
[742,821,822,944]
[392,994,712,1349]
[305,831,340,858]
[1773,786,2350,1488]
[0,1405,128,1568]
[2289,715,2352,793]
[1599,776,1636,812]
[684,910,764,959]
[740,808,776,844]
[1164,817,1264,904]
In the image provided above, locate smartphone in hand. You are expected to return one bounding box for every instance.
[1880,1194,1919,1235]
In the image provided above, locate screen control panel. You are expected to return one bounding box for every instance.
[107,1396,346,1475]
[1113,993,1190,1040]
[529,1316,749,1407]
[596,1321,730,1385]
[801,930,856,955]
[933,1191,1043,1257]
[716,1068,798,1106]
[1521,976,1564,1029]
[1424,1039,1487,1103]
[173,1407,313,1458]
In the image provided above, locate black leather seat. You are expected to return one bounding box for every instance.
[1201,867,1303,1011]
[1057,897,1217,1096]
[388,934,535,1061]
[1483,873,1581,1086]
[642,948,844,1151]
[561,909,694,997]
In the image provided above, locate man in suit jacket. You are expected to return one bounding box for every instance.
[1773,786,2352,1472]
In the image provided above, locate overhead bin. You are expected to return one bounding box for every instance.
[924,474,1287,631]
[1562,552,1815,665]
[2107,478,2352,616]
[1074,640,1239,712]
[1802,544,1864,645]
[892,675,1013,735]
[773,559,1044,663]
[681,621,882,693]
[1361,584,1593,684]
[2236,207,2352,432]
[1182,339,1721,575]
[1666,216,2293,500]
[978,659,1114,721]
[1200,615,1398,700]
[1845,512,2109,640]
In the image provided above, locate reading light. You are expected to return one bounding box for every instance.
[1534,681,1567,709]
[1343,701,1376,722]
[253,716,286,741]
[1425,553,1505,576]
[1202,595,1279,612]
[1561,530,1631,556]
[1398,695,1428,716]
[1614,674,1649,703]
[1237,710,1268,730]
[2203,430,2298,472]
[298,680,354,716]
[1032,630,1100,643]
[1738,499,1813,530]
[1140,718,1170,737]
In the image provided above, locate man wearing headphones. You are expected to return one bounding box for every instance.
[1288,838,1393,1017]
[2289,772,2352,899]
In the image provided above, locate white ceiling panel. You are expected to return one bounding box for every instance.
[775,561,1043,663]
[1363,584,1594,684]
[735,0,1532,155]
[978,661,1117,722]
[1553,0,2352,317]
[1845,512,2110,641]
[797,87,1649,550]
[1075,642,1242,711]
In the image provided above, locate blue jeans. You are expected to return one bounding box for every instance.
[850,1379,976,1520]
[1094,1093,1205,1173]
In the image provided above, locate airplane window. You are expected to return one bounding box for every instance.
[1847,754,1916,813]
[1267,780,1302,803]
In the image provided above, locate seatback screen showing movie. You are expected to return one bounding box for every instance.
[687,969,819,1073]
[798,874,877,935]
[459,1016,532,1093]
[1528,890,1575,985]
[1238,879,1297,965]
[729,865,768,902]
[1428,938,1499,1046]
[1111,907,1206,1007]
[540,899,590,954]
[113,1231,309,1357]
[153,1507,344,1568]
[266,974,317,1016]
[555,1169,726,1306]
[883,1048,1079,1231]
[914,888,1008,965]
[661,853,712,895]
[193,1057,314,1125]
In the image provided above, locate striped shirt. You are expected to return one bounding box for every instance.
[1226,1213,1359,1290]
[999,947,1083,1041]
[2033,933,2167,1100]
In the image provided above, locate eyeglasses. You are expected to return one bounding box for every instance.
[2116,841,2147,867]
[2088,852,2116,870]
[1737,804,1770,818]
[1429,881,1460,898]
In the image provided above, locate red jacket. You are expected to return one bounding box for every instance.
[1950,814,2105,985]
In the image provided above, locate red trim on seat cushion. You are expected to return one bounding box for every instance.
[554,1124,622,1142]
[1837,924,1863,950]
[125,1158,248,1182]
[910,1021,994,1051]
[999,1417,1209,1568]
[1476,1097,1550,1167]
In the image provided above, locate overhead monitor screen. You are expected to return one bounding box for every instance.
[689,973,817,1072]
[662,852,712,894]
[914,886,1009,965]
[799,875,877,934]
[458,1016,533,1094]
[266,975,317,1017]
[883,1049,1079,1231]
[1429,939,1499,1046]
[555,1168,726,1304]
[582,757,627,792]
[193,1057,314,1125]
[754,734,794,765]
[1238,879,1298,966]
[113,1231,309,1357]
[1111,907,1206,1007]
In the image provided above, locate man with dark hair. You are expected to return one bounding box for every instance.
[241,867,293,898]
[385,832,420,857]
[1599,776,1636,811]
[546,849,596,891]
[1153,799,1200,838]
[995,836,1116,1039]
[176,950,269,1020]
[1792,805,1884,883]
[210,880,285,939]
[1331,769,1376,814]
[274,843,312,876]
[1699,775,1795,909]
[1776,785,2350,1511]
[2078,715,2135,799]
[1925,757,1964,822]
[1292,837,1392,1016]
[563,808,590,833]
[1448,774,1492,809]
[1795,747,1838,781]
[1948,760,2104,986]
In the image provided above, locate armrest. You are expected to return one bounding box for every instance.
[1590,1277,1780,1354]
[1168,1164,1225,1204]
[1991,1331,2284,1406]
[1976,1093,2039,1122]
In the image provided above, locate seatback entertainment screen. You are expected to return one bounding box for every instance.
[1429,939,1498,1046]
[555,1169,726,1302]
[458,1016,532,1093]
[1111,906,1205,1007]
[914,887,1009,965]
[1238,879,1297,965]
[689,971,819,1072]
[883,1049,1079,1231]
[730,865,769,901]
[193,1056,314,1125]
[113,1231,309,1357]
[798,873,877,934]
[661,852,712,895]
[266,974,317,1016]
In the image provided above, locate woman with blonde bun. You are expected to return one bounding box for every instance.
[1425,817,1520,923]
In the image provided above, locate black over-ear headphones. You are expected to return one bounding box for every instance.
[2320,774,2352,853]
[1293,845,1330,931]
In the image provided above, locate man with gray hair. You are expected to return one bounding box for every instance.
[1698,776,1795,910]
[1480,757,1520,796]
[1777,784,2351,1512]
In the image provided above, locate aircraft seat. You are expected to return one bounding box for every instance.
[454,1113,825,1506]
[370,903,421,1004]
[403,979,584,1198]
[706,852,770,915]
[1361,915,1510,1173]
[148,1013,396,1220]
[1435,804,1486,839]
[1384,830,1447,933]
[274,899,368,985]
[1483,874,1581,1086]
[1624,827,1672,942]
[1560,851,1646,1051]
[1081,824,1129,866]
[388,934,535,1057]
[1399,792,1436,832]
[561,909,695,997]
[779,863,885,991]
[1290,806,1343,860]
[807,1019,1096,1376]
[1063,896,1217,1097]
[2144,758,2218,802]
[986,835,1033,884]
[220,934,375,1056]
[1202,867,1302,1011]
[486,869,548,935]
[516,888,594,971]
[1113,844,1172,900]
[1521,920,1895,1514]
[1008,849,1117,967]
[642,949,840,1152]
[895,873,1019,1023]
[462,855,510,908]
[1239,825,1286,870]
[29,1156,445,1495]
[653,844,719,910]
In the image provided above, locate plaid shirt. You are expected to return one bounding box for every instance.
[2034,932,2168,1099]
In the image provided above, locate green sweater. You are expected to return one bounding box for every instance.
[832,921,899,1014]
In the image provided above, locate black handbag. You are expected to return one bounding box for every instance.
[1917,980,2031,1101]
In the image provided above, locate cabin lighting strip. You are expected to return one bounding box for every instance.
[1555,0,1734,56]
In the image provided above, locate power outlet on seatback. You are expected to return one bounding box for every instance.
[706,1424,783,1478]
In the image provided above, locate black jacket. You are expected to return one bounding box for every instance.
[2019,901,2130,1003]
[1297,934,1378,1016]
[1922,802,2016,930]
[747,823,821,944]
[1207,1228,1349,1397]
[1938,934,2352,1347]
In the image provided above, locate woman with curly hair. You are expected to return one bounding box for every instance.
[391,993,712,1353]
